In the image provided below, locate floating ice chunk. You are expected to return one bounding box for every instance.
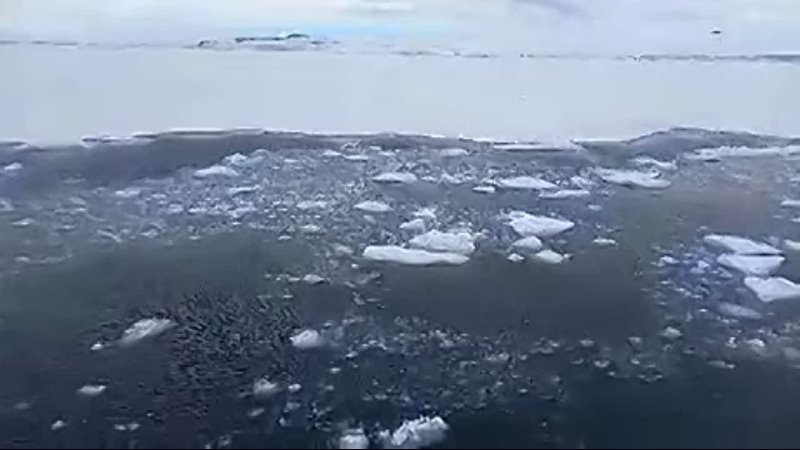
[363,246,469,265]
[703,234,781,255]
[253,377,281,398]
[689,145,800,161]
[661,327,683,340]
[0,198,14,212]
[571,175,594,189]
[12,218,33,227]
[497,176,557,190]
[114,187,141,198]
[413,207,437,221]
[119,318,174,346]
[409,230,476,255]
[344,154,369,162]
[355,201,392,213]
[511,236,544,252]
[297,200,329,210]
[97,229,123,244]
[2,162,22,173]
[540,189,590,199]
[90,342,105,351]
[507,253,525,263]
[300,224,323,234]
[781,199,800,209]
[631,157,678,171]
[507,211,574,237]
[383,416,449,449]
[288,384,302,393]
[223,153,249,166]
[77,384,107,397]
[290,329,326,350]
[302,274,325,285]
[322,149,343,157]
[594,168,670,189]
[373,172,418,184]
[340,429,370,449]
[194,165,240,178]
[717,302,763,320]
[439,148,469,157]
[785,240,800,251]
[593,237,618,247]
[717,254,784,276]
[472,185,496,194]
[531,249,567,264]
[51,420,67,431]
[400,218,427,232]
[744,277,800,303]
[227,185,260,196]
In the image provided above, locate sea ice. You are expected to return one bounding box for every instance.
[2,162,22,173]
[302,274,326,285]
[193,165,240,178]
[785,239,800,251]
[51,420,67,431]
[297,200,329,210]
[507,253,525,263]
[322,149,343,157]
[594,168,670,189]
[119,318,174,346]
[744,277,800,303]
[781,199,800,209]
[703,234,781,255]
[382,416,449,449]
[630,156,678,171]
[531,249,567,264]
[717,254,784,276]
[593,237,618,247]
[363,246,469,265]
[339,429,370,449]
[494,141,582,151]
[540,189,590,199]
[372,172,418,184]
[661,327,683,339]
[507,211,574,237]
[717,302,763,320]
[497,176,557,190]
[290,329,326,350]
[472,185,496,194]
[227,185,260,196]
[439,148,469,157]
[253,377,281,398]
[412,207,437,221]
[399,218,427,232]
[77,384,107,397]
[511,236,544,252]
[114,187,141,198]
[409,230,476,255]
[689,146,800,161]
[355,201,392,213]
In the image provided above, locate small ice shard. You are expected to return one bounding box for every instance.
[511,236,544,252]
[413,207,437,221]
[119,318,174,346]
[114,187,141,198]
[744,276,800,303]
[781,199,800,209]
[594,168,670,189]
[540,189,590,199]
[51,420,67,431]
[253,377,281,398]
[322,149,343,157]
[400,218,427,232]
[297,200,329,210]
[339,429,370,449]
[344,154,369,162]
[507,253,525,263]
[382,416,449,449]
[717,254,784,276]
[593,237,617,247]
[287,384,302,393]
[580,339,596,348]
[302,274,325,285]
[363,246,469,266]
[785,240,800,251]
[227,185,260,196]
[333,244,354,256]
[2,162,22,173]
[77,384,107,397]
[531,249,567,264]
[507,211,574,237]
[11,218,33,227]
[223,153,249,166]
[661,327,683,340]
[194,165,240,178]
[703,234,781,255]
[372,172,418,184]
[290,329,326,349]
[90,342,105,351]
[166,203,185,214]
[0,198,14,212]
[745,338,769,357]
[472,185,496,194]
[657,255,679,266]
[299,224,323,234]
[630,157,677,171]
[497,176,557,190]
[354,201,392,213]
[409,230,476,255]
[717,302,763,320]
[627,336,644,349]
[248,408,266,418]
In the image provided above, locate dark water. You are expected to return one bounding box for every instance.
[2,129,800,448]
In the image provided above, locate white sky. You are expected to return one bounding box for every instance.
[1,0,799,52]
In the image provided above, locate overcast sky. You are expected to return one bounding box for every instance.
[2,0,799,53]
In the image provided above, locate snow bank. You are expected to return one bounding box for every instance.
[290,329,326,350]
[194,165,240,178]
[363,246,469,265]
[497,176,556,190]
[373,172,418,184]
[355,200,392,213]
[409,230,476,255]
[540,189,590,199]
[745,277,800,303]
[717,254,784,276]
[382,416,449,449]
[703,234,781,255]
[507,211,574,237]
[594,168,670,189]
[119,318,174,346]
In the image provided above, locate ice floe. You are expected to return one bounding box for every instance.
[77,384,107,397]
[412,207,437,221]
[511,236,544,252]
[717,254,784,276]
[472,185,496,194]
[0,198,13,212]
[540,189,590,199]
[703,234,781,255]
[507,253,525,263]
[363,246,469,265]
[784,240,800,251]
[372,172,418,184]
[51,420,67,431]
[297,200,330,210]
[399,218,427,232]
[531,249,568,264]
[114,187,142,199]
[302,274,326,285]
[661,327,683,340]
[299,224,323,234]
[594,168,671,189]
[119,318,174,346]
[339,429,370,449]
[593,237,618,247]
[497,176,556,190]
[506,211,574,237]
[2,162,22,173]
[717,302,763,320]
[381,416,449,449]
[193,165,240,178]
[253,377,281,398]
[630,156,678,171]
[227,185,261,196]
[439,148,469,157]
[354,201,393,213]
[781,199,800,209]
[744,277,800,303]
[290,329,326,350]
[409,230,476,255]
[689,145,800,161]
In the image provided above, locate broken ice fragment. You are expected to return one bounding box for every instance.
[511,236,544,252]
[339,429,370,449]
[744,276,800,303]
[661,327,683,340]
[593,237,617,247]
[253,377,281,398]
[409,230,476,255]
[497,176,556,190]
[119,318,174,346]
[507,253,525,263]
[363,246,469,266]
[531,249,567,264]
[717,302,763,320]
[354,201,392,213]
[302,274,325,285]
[382,416,449,449]
[594,168,670,189]
[472,185,496,194]
[703,234,781,255]
[400,218,427,232]
[439,148,469,157]
[77,384,107,397]
[717,254,784,276]
[507,211,574,237]
[540,189,590,199]
[289,329,326,350]
[372,172,417,184]
[194,165,239,178]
